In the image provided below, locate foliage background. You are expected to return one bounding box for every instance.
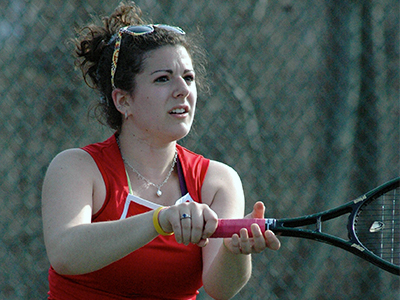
[0,0,398,299]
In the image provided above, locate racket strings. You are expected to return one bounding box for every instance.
[354,186,400,266]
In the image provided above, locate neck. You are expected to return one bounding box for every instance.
[116,132,178,181]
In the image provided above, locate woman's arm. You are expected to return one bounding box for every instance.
[42,149,160,275]
[42,149,220,276]
[201,161,280,300]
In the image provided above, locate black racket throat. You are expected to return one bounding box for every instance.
[266,177,400,276]
[212,178,399,274]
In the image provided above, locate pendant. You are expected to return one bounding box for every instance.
[156,189,162,197]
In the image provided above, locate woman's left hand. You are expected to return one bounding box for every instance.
[222,201,281,254]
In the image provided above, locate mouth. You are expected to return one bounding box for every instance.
[169,106,189,115]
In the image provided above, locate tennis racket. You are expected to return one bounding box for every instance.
[211,177,400,275]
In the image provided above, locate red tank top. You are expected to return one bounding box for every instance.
[47,134,210,300]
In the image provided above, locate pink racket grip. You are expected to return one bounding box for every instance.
[210,218,266,238]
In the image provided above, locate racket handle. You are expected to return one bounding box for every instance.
[211,218,275,238]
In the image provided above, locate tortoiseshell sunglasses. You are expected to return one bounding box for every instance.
[111,24,185,90]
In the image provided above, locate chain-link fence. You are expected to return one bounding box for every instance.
[1,0,399,299]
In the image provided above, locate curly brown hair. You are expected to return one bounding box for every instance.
[74,2,207,132]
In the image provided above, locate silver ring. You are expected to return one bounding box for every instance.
[180,213,191,220]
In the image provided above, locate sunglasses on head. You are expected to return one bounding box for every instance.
[111,24,186,90]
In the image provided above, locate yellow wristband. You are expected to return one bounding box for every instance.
[152,206,174,236]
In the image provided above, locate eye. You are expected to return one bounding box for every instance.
[154,75,169,83]
[184,74,195,83]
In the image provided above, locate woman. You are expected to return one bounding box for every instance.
[42,2,280,299]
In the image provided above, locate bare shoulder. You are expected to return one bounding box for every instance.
[47,148,95,171]
[204,160,241,187]
[43,148,102,185]
[42,147,104,199]
[201,160,245,218]
[42,148,105,224]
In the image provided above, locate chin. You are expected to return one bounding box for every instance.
[171,126,191,141]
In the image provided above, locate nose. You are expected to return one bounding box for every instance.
[172,77,190,99]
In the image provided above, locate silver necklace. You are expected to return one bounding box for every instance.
[116,136,178,197]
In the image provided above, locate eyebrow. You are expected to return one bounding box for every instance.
[150,69,194,75]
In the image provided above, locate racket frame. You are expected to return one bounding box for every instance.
[267,177,400,275]
[213,177,400,275]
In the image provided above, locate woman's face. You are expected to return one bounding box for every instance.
[126,45,197,144]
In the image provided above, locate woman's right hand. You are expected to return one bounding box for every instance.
[158,202,218,247]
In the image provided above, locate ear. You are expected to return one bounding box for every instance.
[112,88,130,115]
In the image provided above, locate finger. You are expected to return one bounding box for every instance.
[251,223,266,253]
[190,211,204,244]
[239,228,252,254]
[229,234,242,254]
[201,208,218,239]
[180,212,192,245]
[251,201,265,218]
[167,208,185,244]
[264,230,281,250]
[196,238,209,248]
